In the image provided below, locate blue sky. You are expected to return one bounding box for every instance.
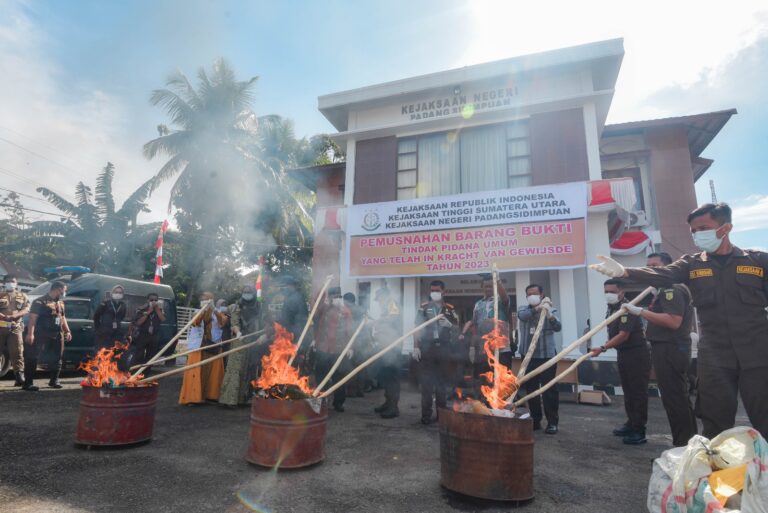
[1,0,767,250]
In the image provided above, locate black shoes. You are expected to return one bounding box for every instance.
[22,383,39,391]
[623,430,647,445]
[380,408,399,419]
[532,421,542,431]
[612,424,633,437]
[14,372,24,387]
[48,380,63,389]
[333,404,345,413]
[374,403,388,413]
[544,424,558,435]
[421,417,433,425]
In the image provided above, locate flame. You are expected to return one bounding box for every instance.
[79,343,143,387]
[251,323,312,397]
[479,323,518,409]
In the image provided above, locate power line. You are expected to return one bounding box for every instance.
[0,135,85,176]
[0,185,55,205]
[0,165,78,203]
[0,202,77,220]
[0,125,106,171]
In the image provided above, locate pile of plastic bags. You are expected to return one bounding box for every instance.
[648,427,768,512]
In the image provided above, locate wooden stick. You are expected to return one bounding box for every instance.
[514,286,655,389]
[287,275,333,367]
[313,318,368,396]
[513,352,590,407]
[492,264,500,384]
[129,303,212,379]
[135,338,261,384]
[517,302,549,380]
[319,314,444,399]
[128,329,265,370]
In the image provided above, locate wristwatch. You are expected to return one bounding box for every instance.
[599,345,607,353]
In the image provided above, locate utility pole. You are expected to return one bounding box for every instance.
[709,180,717,203]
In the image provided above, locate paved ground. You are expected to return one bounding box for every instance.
[0,372,748,513]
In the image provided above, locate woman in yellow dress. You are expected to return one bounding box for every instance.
[179,292,228,405]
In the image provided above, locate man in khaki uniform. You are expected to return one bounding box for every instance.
[0,274,30,386]
[591,203,768,438]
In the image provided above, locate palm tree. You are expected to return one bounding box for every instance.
[24,162,157,273]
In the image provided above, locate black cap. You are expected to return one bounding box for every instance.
[328,286,342,297]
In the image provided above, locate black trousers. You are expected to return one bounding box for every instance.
[314,351,348,408]
[697,363,768,439]
[523,358,559,426]
[131,333,159,365]
[617,346,651,431]
[650,342,697,446]
[420,343,451,419]
[24,334,63,381]
[95,330,124,351]
[377,363,400,411]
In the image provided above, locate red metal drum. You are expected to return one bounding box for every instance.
[75,385,159,446]
[246,397,328,469]
[438,407,534,501]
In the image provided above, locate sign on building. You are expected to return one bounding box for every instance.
[347,182,588,278]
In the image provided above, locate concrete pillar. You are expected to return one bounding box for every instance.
[582,103,603,181]
[402,278,418,353]
[557,268,579,355]
[585,212,613,358]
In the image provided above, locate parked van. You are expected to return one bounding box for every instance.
[0,273,178,375]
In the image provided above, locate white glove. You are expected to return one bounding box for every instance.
[589,255,626,278]
[624,304,643,316]
[411,348,421,362]
[537,297,553,313]
[232,327,241,337]
[346,350,354,360]
[468,346,476,364]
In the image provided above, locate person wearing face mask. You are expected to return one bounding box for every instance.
[590,279,650,445]
[313,287,354,412]
[93,285,127,351]
[414,280,460,425]
[517,284,562,434]
[179,292,227,405]
[220,285,262,407]
[0,275,30,387]
[590,203,768,439]
[25,281,72,390]
[130,292,167,366]
[622,252,697,447]
[371,286,402,419]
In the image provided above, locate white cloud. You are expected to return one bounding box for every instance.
[0,3,171,223]
[731,195,768,233]
[460,1,768,122]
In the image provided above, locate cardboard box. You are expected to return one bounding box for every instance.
[577,390,611,406]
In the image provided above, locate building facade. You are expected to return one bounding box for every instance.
[306,39,734,370]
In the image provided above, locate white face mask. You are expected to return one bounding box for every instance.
[111,293,123,301]
[526,295,541,307]
[242,293,254,301]
[692,229,724,253]
[218,306,228,312]
[332,298,343,308]
[430,291,442,302]
[605,293,620,305]
[4,283,16,291]
[201,299,213,307]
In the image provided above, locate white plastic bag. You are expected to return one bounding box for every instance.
[186,325,203,350]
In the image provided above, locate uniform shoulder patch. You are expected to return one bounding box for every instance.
[736,265,764,278]
[620,315,628,324]
[689,268,714,279]
[665,291,674,301]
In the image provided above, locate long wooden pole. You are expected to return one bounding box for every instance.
[319,314,444,399]
[128,328,265,370]
[513,352,590,407]
[135,338,261,384]
[517,302,549,380]
[513,286,655,390]
[287,275,333,366]
[129,303,212,379]
[313,318,368,396]
[492,264,500,383]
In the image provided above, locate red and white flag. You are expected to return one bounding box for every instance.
[255,256,264,301]
[153,220,169,284]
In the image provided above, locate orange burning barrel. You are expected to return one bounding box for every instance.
[246,397,328,468]
[439,407,534,501]
[76,384,159,446]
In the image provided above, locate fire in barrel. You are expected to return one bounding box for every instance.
[246,323,327,469]
[76,343,159,447]
[439,324,534,502]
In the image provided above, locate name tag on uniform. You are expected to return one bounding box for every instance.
[148,325,154,335]
[689,269,713,279]
[529,327,536,335]
[736,265,764,278]
[55,317,61,326]
[112,321,118,329]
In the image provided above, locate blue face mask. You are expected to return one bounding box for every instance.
[692,229,724,253]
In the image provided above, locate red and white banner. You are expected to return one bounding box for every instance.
[346,182,588,278]
[153,220,169,284]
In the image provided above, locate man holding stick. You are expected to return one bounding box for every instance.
[314,287,354,412]
[625,252,697,447]
[413,280,460,425]
[591,203,768,439]
[590,279,651,445]
[517,284,561,434]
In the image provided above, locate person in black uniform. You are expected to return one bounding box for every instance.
[130,292,166,365]
[277,275,309,343]
[623,252,697,447]
[372,287,402,419]
[413,280,460,425]
[591,203,768,438]
[590,279,651,445]
[25,281,72,390]
[93,284,127,350]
